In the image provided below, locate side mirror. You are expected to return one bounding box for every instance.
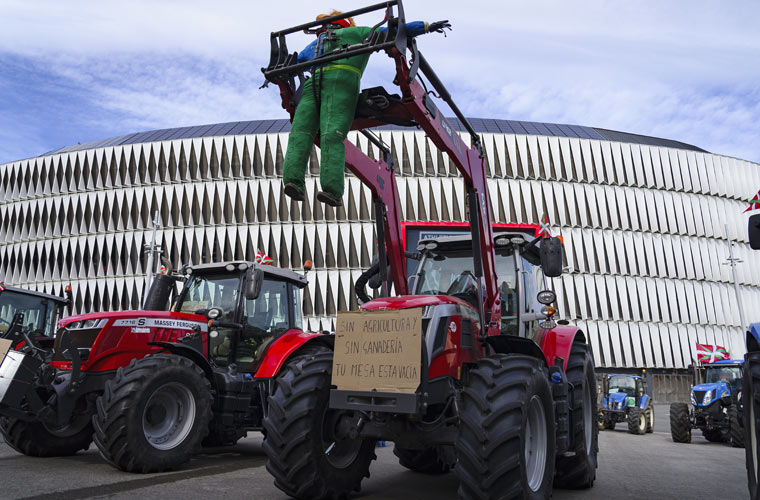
[750,213,760,250]
[540,237,563,278]
[245,267,264,300]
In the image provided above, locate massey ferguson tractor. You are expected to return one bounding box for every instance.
[0,261,331,472]
[670,359,744,446]
[261,2,598,498]
[744,211,760,499]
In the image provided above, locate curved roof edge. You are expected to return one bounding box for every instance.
[40,117,706,158]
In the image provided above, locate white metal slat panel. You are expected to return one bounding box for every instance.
[629,322,644,367]
[618,322,634,367]
[608,322,624,367]
[639,323,656,368]
[587,321,603,366]
[649,324,664,368]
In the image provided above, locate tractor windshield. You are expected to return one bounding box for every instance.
[415,246,519,334]
[0,290,56,337]
[177,273,241,321]
[608,376,636,396]
[705,366,742,385]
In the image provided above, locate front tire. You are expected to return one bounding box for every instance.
[670,402,691,443]
[554,341,598,489]
[646,407,655,433]
[263,349,376,499]
[92,354,213,473]
[456,354,556,499]
[0,416,92,457]
[628,407,646,435]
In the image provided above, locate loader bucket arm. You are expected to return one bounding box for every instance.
[261,0,500,336]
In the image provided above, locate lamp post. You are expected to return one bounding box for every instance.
[724,224,747,330]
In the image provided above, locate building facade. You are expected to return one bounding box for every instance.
[1,118,759,369]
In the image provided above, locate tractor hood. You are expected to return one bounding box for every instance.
[691,382,731,406]
[608,392,628,404]
[692,382,730,396]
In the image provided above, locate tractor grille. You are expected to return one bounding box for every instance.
[693,390,706,404]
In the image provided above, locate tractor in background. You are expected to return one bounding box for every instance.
[0,284,72,350]
[0,261,331,472]
[597,373,653,435]
[671,359,744,446]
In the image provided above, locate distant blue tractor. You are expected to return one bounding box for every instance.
[598,374,654,435]
[670,359,744,447]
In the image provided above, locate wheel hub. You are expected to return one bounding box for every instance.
[142,382,196,451]
[525,394,548,492]
[321,410,363,469]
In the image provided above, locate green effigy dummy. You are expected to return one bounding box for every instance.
[282,10,450,207]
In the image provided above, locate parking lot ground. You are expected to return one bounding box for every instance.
[0,405,748,500]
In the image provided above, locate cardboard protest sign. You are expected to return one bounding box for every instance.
[332,308,422,394]
[0,338,11,364]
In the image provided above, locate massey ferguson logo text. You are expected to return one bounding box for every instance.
[112,318,207,331]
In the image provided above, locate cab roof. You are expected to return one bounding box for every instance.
[0,285,68,304]
[185,261,308,288]
[706,359,743,366]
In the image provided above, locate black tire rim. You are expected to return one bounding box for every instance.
[321,410,363,469]
[142,382,196,450]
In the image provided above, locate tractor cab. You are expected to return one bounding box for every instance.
[0,285,71,350]
[172,262,308,369]
[408,232,562,338]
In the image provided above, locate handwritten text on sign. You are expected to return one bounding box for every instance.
[332,308,422,394]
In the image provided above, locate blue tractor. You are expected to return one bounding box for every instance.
[598,374,654,435]
[670,359,744,446]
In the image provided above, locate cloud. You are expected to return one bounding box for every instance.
[0,0,759,163]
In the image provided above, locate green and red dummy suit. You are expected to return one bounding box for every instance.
[282,11,451,207]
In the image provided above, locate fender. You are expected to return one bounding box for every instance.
[148,341,215,380]
[254,330,333,379]
[539,325,585,372]
[486,335,547,365]
[639,393,650,409]
[747,323,760,352]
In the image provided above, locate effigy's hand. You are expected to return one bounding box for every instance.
[428,20,451,34]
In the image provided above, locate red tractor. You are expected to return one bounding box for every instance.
[0,261,331,472]
[261,2,598,498]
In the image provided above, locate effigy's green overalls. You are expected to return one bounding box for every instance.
[282,26,376,200]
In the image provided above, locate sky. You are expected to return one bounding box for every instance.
[1,0,759,165]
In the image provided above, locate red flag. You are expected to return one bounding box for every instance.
[538,213,552,238]
[696,343,730,363]
[255,250,273,265]
[0,283,4,293]
[744,188,760,212]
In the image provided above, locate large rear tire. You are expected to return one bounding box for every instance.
[263,349,376,499]
[730,404,744,448]
[0,416,92,457]
[627,406,646,435]
[393,445,454,474]
[745,352,760,500]
[670,402,691,443]
[554,341,598,489]
[92,354,213,473]
[456,354,556,499]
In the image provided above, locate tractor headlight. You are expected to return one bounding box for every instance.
[690,392,696,405]
[702,391,713,405]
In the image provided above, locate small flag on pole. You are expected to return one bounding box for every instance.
[0,283,5,293]
[538,213,552,238]
[255,250,273,265]
[696,343,730,363]
[744,188,760,212]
